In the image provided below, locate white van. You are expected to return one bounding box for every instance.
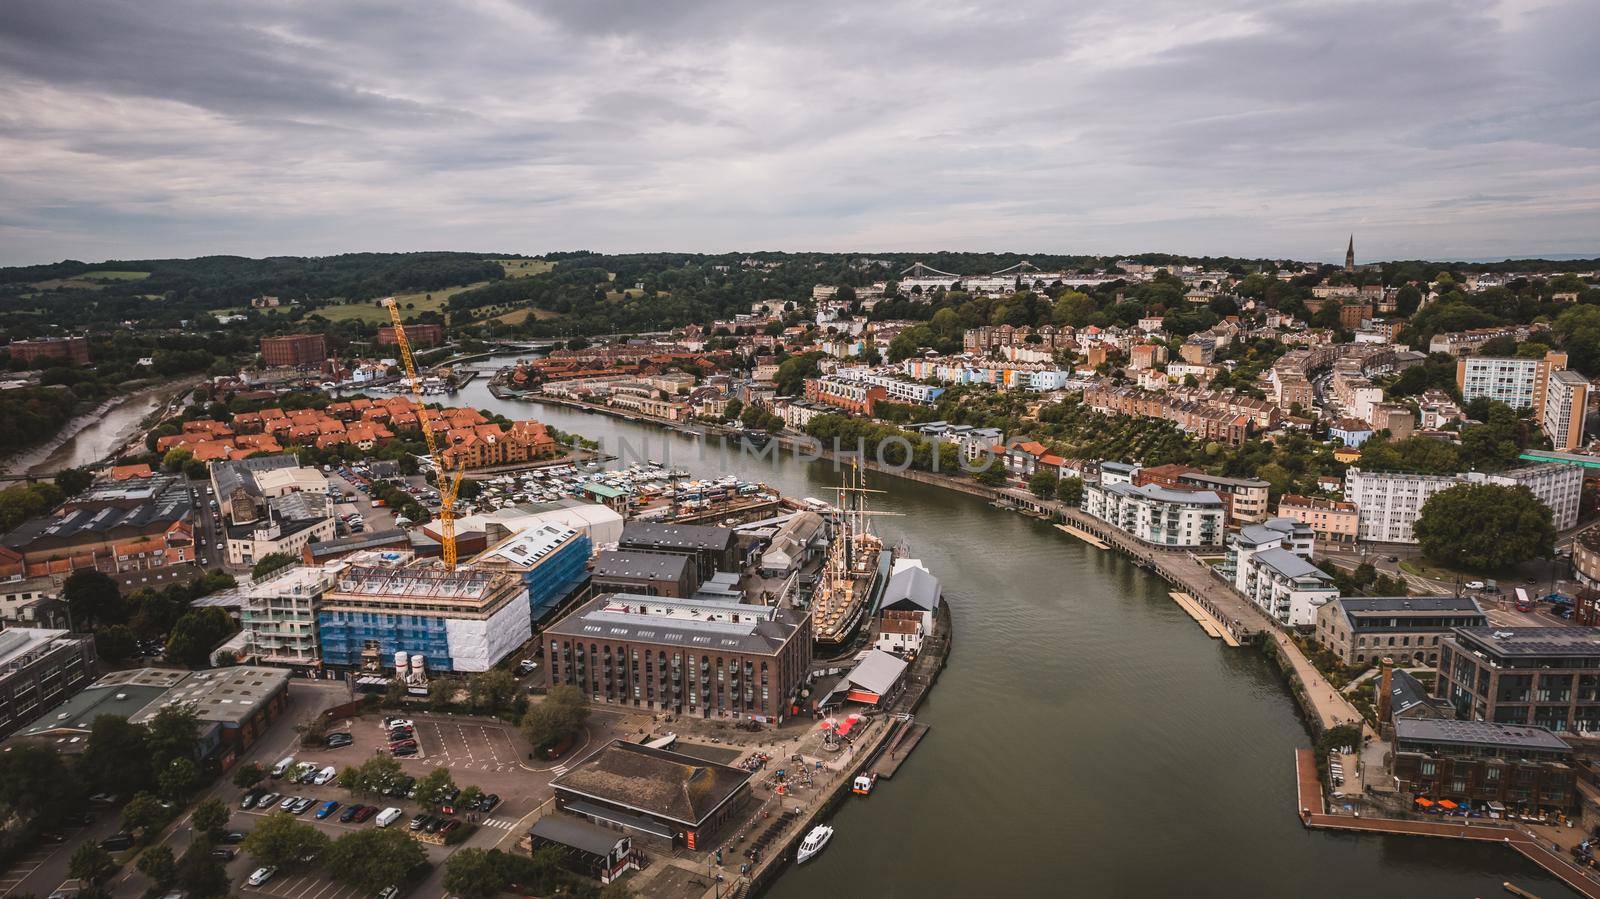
[313,766,337,785]
[270,756,295,778]
[374,807,402,828]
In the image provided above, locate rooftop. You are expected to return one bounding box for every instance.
[551,740,752,827]
[546,592,804,655]
[1339,596,1483,615]
[1454,627,1600,659]
[594,550,691,583]
[620,522,736,553]
[1395,717,1571,753]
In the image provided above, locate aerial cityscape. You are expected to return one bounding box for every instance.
[0,2,1598,899]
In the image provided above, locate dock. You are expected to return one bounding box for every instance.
[870,722,930,779]
[1054,523,1108,548]
[1294,749,1600,898]
[1169,592,1241,646]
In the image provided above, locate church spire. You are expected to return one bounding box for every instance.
[1344,235,1355,272]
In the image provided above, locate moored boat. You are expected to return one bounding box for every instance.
[796,824,833,863]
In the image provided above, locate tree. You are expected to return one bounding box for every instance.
[412,767,457,811]
[972,466,1007,487]
[467,669,518,715]
[722,398,744,421]
[251,552,297,579]
[145,706,201,768]
[69,843,116,895]
[456,785,484,813]
[1058,476,1085,506]
[442,848,502,899]
[81,716,153,795]
[162,447,193,473]
[241,811,330,868]
[137,846,178,890]
[232,762,266,790]
[94,624,138,664]
[1414,483,1555,570]
[192,797,230,838]
[165,607,237,667]
[63,569,123,629]
[176,839,230,898]
[324,828,426,893]
[56,467,94,497]
[522,686,590,752]
[1026,470,1057,500]
[159,757,201,802]
[340,756,402,797]
[122,791,171,835]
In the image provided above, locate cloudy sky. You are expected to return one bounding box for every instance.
[1,0,1596,266]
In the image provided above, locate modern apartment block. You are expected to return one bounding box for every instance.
[1313,596,1485,666]
[0,628,96,741]
[1436,627,1600,734]
[1082,481,1226,547]
[1454,351,1566,414]
[237,565,336,669]
[1541,369,1590,452]
[318,556,528,672]
[1238,545,1336,627]
[545,593,811,723]
[474,523,593,625]
[1344,464,1582,544]
[1134,464,1269,525]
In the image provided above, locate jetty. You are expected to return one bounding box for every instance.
[1168,591,1241,646]
[1055,522,1108,548]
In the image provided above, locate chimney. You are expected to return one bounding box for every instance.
[1377,656,1395,724]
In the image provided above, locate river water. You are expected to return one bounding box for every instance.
[450,362,1580,899]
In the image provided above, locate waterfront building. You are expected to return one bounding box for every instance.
[1134,464,1269,525]
[592,550,697,598]
[377,323,443,347]
[1437,627,1600,734]
[550,740,753,849]
[522,816,638,885]
[318,557,528,672]
[1391,718,1577,815]
[544,592,810,722]
[1541,369,1590,452]
[1238,545,1335,627]
[1081,481,1225,547]
[1344,463,1582,543]
[260,333,328,367]
[803,375,886,416]
[876,609,924,656]
[1276,495,1358,546]
[9,666,290,768]
[817,648,909,710]
[1220,518,1315,591]
[1454,351,1566,414]
[1313,596,1485,666]
[6,335,91,366]
[475,523,592,624]
[0,628,96,742]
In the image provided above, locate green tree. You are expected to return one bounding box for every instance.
[159,757,201,802]
[467,669,518,714]
[442,848,502,899]
[121,791,171,836]
[972,466,1007,487]
[251,552,297,579]
[177,839,231,898]
[137,845,178,890]
[56,467,94,497]
[522,686,590,752]
[1027,469,1057,500]
[232,762,266,790]
[241,811,330,868]
[324,828,426,893]
[145,706,201,768]
[93,624,138,664]
[164,607,237,667]
[162,447,193,473]
[1414,483,1555,570]
[1057,476,1085,506]
[191,797,230,838]
[69,843,117,895]
[412,767,457,811]
[81,716,152,795]
[63,569,124,629]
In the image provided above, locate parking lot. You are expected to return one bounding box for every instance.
[414,719,526,774]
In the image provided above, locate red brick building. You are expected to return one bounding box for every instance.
[7,336,91,366]
[378,323,444,348]
[260,333,327,367]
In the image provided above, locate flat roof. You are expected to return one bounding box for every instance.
[1453,627,1600,658]
[1395,718,1571,752]
[620,522,736,553]
[546,593,803,655]
[529,814,628,857]
[551,740,752,827]
[1339,596,1483,614]
[594,550,690,583]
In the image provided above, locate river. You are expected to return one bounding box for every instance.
[449,361,1581,899]
[1,382,176,476]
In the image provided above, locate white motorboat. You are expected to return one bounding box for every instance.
[796,824,833,864]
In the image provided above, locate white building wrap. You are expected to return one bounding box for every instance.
[444,597,531,672]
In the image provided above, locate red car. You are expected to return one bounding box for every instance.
[353,806,378,823]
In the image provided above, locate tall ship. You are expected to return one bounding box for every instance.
[809,462,894,650]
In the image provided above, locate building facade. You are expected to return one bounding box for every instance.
[475,523,593,624]
[1392,718,1577,815]
[237,565,335,668]
[0,628,96,742]
[6,336,91,366]
[1082,481,1225,547]
[1436,627,1600,734]
[260,333,328,367]
[1314,596,1485,666]
[1542,369,1590,452]
[1276,494,1359,545]
[1344,464,1583,544]
[377,323,443,348]
[545,593,810,723]
[1454,351,1566,414]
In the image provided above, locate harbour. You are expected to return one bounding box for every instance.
[451,356,1584,899]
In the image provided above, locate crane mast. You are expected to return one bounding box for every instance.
[381,298,463,569]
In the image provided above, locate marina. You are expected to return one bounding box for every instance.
[444,361,1584,899]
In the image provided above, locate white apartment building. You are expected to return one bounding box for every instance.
[1220,518,1316,594]
[237,565,337,667]
[834,367,944,405]
[1240,547,1338,627]
[1344,463,1583,543]
[1455,352,1565,414]
[1542,369,1591,452]
[1082,481,1226,547]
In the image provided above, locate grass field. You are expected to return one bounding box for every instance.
[314,282,490,324]
[31,270,151,290]
[490,306,561,326]
[494,259,554,278]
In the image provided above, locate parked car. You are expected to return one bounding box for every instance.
[376,886,400,899]
[278,796,299,811]
[291,797,316,815]
[340,804,363,823]
[256,793,280,809]
[100,833,135,851]
[221,831,247,844]
[1465,580,1487,591]
[247,867,277,887]
[425,817,447,834]
[477,794,500,813]
[391,745,418,758]
[211,848,236,861]
[440,820,460,836]
[353,805,379,823]
[325,733,353,749]
[240,788,266,809]
[313,766,338,785]
[515,659,537,675]
[315,801,341,819]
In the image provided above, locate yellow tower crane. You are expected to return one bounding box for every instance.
[381,297,464,569]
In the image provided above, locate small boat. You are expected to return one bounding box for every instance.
[796,824,833,864]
